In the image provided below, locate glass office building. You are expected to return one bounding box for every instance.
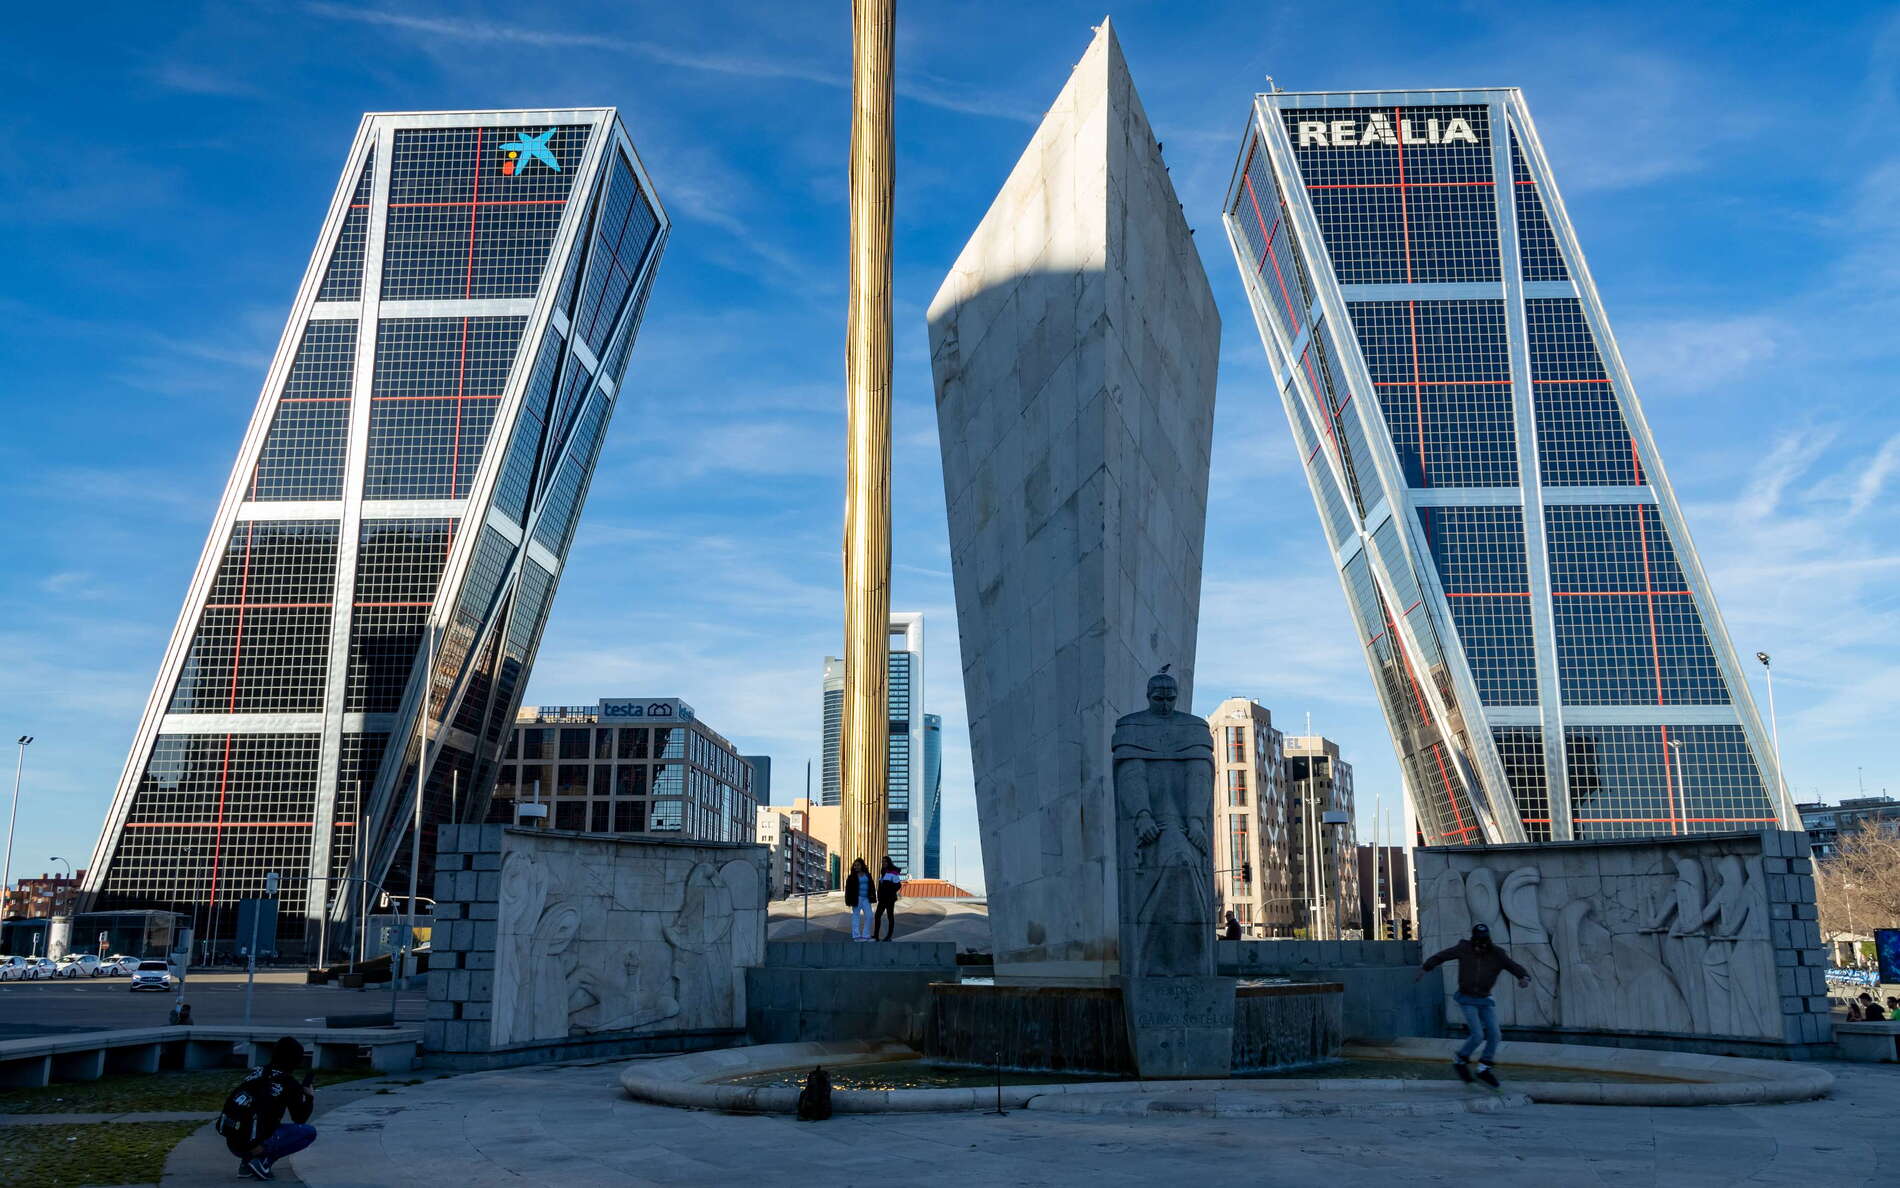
[921,713,943,879]
[1223,89,1790,845]
[819,613,925,871]
[82,109,668,954]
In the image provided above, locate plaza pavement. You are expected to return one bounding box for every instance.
[288,1055,1900,1187]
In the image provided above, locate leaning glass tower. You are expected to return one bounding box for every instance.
[82,109,668,954]
[1223,89,1790,846]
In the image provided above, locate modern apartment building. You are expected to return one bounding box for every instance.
[1284,735,1359,939]
[1223,89,1790,846]
[755,806,831,899]
[819,613,925,871]
[82,109,668,955]
[1208,698,1291,936]
[1798,797,1900,861]
[493,700,755,843]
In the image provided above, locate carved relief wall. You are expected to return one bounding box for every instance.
[1417,831,1832,1048]
[426,825,766,1055]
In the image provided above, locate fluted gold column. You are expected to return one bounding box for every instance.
[840,0,895,873]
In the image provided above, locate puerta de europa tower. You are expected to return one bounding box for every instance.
[1224,90,1792,846]
[81,109,669,954]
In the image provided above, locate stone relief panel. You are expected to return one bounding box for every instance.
[1419,838,1782,1042]
[491,836,767,1048]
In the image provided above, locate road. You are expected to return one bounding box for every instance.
[0,971,425,1039]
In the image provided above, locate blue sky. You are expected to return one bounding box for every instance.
[3,1,1897,893]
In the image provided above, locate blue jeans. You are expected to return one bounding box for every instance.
[1453,993,1501,1063]
[850,901,872,939]
[260,1123,317,1162]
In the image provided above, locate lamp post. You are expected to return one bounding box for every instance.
[1666,737,1687,837]
[1756,652,1794,826]
[2,736,33,919]
[49,856,71,919]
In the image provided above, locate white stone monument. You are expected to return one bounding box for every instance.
[927,20,1219,988]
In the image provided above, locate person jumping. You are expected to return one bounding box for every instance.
[1415,923,1531,1087]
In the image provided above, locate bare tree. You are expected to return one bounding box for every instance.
[1814,821,1900,949]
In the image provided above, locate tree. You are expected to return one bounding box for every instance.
[1814,821,1900,951]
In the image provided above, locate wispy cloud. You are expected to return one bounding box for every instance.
[145,61,262,98]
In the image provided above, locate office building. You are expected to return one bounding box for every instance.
[1223,89,1789,846]
[82,109,669,955]
[1798,797,1900,861]
[819,613,925,871]
[1356,844,1413,938]
[755,806,830,899]
[1284,735,1358,938]
[1208,699,1292,936]
[921,714,943,879]
[742,755,772,809]
[494,700,754,842]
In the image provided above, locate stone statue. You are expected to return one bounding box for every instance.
[1113,667,1216,978]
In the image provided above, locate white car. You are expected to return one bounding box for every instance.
[103,955,140,976]
[57,955,108,979]
[129,960,173,992]
[0,956,28,981]
[25,958,59,980]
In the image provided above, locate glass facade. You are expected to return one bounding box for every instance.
[1224,90,1785,845]
[921,713,943,879]
[83,109,669,955]
[818,614,926,871]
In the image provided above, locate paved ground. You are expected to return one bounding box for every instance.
[287,1057,1900,1187]
[0,972,424,1039]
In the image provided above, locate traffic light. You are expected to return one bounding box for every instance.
[1240,862,1252,884]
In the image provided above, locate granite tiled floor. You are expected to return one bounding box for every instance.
[288,1057,1900,1187]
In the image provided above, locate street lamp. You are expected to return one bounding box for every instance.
[1666,738,1687,836]
[49,856,71,918]
[2,736,33,919]
[1756,652,1793,825]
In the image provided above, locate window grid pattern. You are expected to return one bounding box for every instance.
[1419,507,1537,705]
[1285,374,1357,548]
[366,316,527,499]
[316,152,375,301]
[1528,298,1642,486]
[1297,336,1372,516]
[327,731,387,888]
[1284,105,1499,283]
[1565,725,1774,839]
[1494,727,1551,842]
[345,518,454,713]
[251,321,357,501]
[574,153,661,357]
[1510,134,1568,282]
[1546,504,1728,706]
[170,521,339,713]
[382,125,590,300]
[494,325,564,525]
[1228,134,1314,343]
[1349,300,1516,487]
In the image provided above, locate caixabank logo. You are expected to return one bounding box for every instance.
[499,129,560,175]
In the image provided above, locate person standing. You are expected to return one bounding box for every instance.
[215,1036,317,1180]
[874,857,902,942]
[1415,923,1532,1087]
[1223,911,1242,941]
[844,858,874,941]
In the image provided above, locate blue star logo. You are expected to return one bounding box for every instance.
[499,129,559,175]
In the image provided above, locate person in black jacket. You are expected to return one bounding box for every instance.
[1416,923,1531,1086]
[217,1036,317,1180]
[874,857,902,941]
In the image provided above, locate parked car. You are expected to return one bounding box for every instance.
[103,955,140,976]
[0,956,28,981]
[57,954,108,978]
[129,960,172,992]
[26,958,59,980]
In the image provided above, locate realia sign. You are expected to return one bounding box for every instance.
[598,698,695,722]
[1294,114,1481,148]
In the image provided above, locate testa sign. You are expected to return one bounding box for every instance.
[1295,114,1481,148]
[598,698,695,722]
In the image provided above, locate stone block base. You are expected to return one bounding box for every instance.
[1122,975,1236,1079]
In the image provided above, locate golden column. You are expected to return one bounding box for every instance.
[840,0,896,872]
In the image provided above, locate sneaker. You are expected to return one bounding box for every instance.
[238,1161,256,1179]
[1475,1065,1501,1088]
[241,1157,275,1180]
[1452,1059,1474,1083]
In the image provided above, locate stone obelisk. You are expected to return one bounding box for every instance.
[840,0,895,871]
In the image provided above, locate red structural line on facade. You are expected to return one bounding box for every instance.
[1629,436,1646,484]
[1381,607,1476,841]
[1306,180,1496,190]
[371,393,503,402]
[1370,379,1613,387]
[1300,351,1342,461]
[1394,108,1413,284]
[124,821,329,829]
[1445,589,1691,597]
[203,602,332,610]
[387,198,566,208]
[353,600,434,608]
[280,396,353,403]
[1241,167,1302,333]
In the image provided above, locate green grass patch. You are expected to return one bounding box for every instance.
[0,1120,201,1187]
[0,1067,375,1115]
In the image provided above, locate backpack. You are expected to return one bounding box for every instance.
[215,1070,267,1152]
[795,1066,832,1121]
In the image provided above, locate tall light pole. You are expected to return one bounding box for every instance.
[1756,652,1794,826]
[399,621,434,1016]
[2,736,32,918]
[1666,736,1687,837]
[49,857,71,919]
[839,0,896,873]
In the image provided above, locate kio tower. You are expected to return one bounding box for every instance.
[1223,90,1790,846]
[82,109,668,954]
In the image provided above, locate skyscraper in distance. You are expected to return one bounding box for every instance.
[82,109,669,955]
[820,612,924,869]
[921,712,943,879]
[1223,89,1790,846]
